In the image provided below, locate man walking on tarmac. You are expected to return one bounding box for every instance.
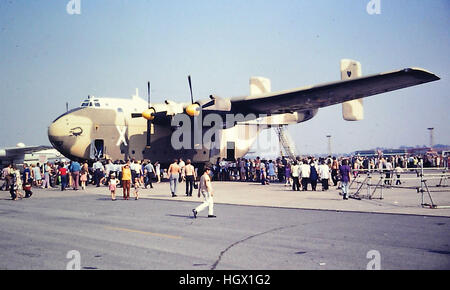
[192,167,216,218]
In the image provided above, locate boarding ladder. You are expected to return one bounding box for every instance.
[275,125,297,160]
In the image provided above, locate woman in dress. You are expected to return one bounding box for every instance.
[268,160,276,182]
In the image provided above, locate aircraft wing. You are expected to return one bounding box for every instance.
[229,68,440,115]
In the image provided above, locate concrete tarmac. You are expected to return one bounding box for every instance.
[0,176,449,270]
[141,175,450,217]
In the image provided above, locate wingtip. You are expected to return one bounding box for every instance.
[406,67,440,81]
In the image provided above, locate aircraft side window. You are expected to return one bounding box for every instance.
[94,102,100,107]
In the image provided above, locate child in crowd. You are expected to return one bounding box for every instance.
[80,168,88,190]
[109,173,117,201]
[133,176,140,200]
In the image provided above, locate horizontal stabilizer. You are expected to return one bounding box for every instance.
[341,59,364,121]
[250,77,271,96]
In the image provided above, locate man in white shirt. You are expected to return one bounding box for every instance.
[192,167,216,218]
[92,159,104,187]
[318,159,331,191]
[291,161,300,191]
[385,158,393,185]
[299,159,311,191]
[105,159,115,181]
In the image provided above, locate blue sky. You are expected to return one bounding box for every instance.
[0,0,448,154]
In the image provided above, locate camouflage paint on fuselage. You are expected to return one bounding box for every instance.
[48,99,271,164]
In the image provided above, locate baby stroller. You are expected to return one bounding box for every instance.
[23,182,33,198]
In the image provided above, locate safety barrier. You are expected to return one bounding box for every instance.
[348,163,449,209]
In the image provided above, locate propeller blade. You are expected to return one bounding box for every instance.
[201,99,215,109]
[146,120,151,147]
[147,81,151,109]
[146,81,152,148]
[188,75,194,104]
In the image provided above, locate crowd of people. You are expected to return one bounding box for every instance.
[212,153,448,181]
[1,152,448,201]
[0,158,193,201]
[210,153,449,199]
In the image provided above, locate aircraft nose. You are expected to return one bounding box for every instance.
[47,109,92,160]
[48,118,68,150]
[48,108,82,141]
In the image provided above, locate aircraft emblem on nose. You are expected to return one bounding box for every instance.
[70,127,83,137]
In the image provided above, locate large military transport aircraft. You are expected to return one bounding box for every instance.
[47,59,439,164]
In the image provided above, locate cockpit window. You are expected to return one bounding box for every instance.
[80,100,101,108]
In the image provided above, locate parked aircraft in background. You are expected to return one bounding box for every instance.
[0,143,59,168]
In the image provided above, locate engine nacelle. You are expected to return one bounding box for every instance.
[197,95,232,112]
[253,109,318,127]
[138,102,186,125]
[295,109,318,123]
[341,59,364,121]
[162,100,185,116]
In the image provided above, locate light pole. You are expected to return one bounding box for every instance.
[427,128,434,150]
[326,135,332,156]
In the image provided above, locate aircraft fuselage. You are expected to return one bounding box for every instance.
[47,96,274,164]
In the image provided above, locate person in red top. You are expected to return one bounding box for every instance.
[58,163,68,191]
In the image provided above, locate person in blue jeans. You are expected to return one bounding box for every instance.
[69,161,81,190]
[58,163,68,191]
[339,159,351,200]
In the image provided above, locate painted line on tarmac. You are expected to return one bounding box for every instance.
[104,226,182,240]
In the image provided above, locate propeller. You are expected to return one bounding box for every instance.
[131,82,154,148]
[185,76,224,116]
[145,81,152,148]
[185,75,202,150]
[185,75,200,117]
